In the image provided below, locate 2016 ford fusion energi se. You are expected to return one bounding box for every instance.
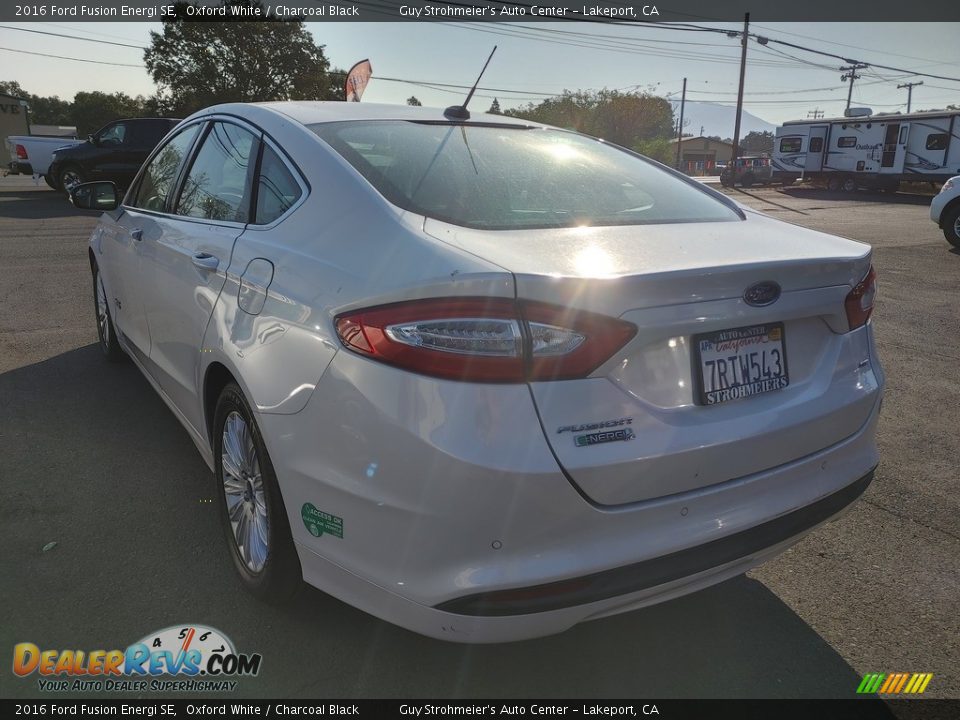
[75,102,884,643]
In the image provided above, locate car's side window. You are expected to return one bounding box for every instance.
[130,123,202,213]
[175,122,257,223]
[97,122,128,146]
[254,145,302,224]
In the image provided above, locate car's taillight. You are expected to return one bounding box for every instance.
[15,144,28,160]
[335,298,636,383]
[845,266,877,330]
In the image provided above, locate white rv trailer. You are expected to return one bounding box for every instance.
[773,109,960,191]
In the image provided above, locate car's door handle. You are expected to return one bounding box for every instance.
[130,228,142,241]
[192,253,219,271]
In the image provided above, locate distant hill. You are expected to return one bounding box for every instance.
[670,101,776,139]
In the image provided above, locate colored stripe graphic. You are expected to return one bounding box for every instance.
[859,672,933,694]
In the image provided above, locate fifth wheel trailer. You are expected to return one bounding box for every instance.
[773,109,960,191]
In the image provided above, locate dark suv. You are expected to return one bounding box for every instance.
[49,117,181,192]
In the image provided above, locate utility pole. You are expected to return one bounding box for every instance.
[675,77,687,170]
[897,80,923,113]
[730,12,750,164]
[840,62,869,112]
[807,108,824,119]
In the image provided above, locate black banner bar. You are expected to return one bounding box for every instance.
[2,699,960,720]
[0,0,958,23]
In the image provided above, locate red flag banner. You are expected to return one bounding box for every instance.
[345,59,373,102]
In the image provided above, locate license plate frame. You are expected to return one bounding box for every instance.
[693,322,790,406]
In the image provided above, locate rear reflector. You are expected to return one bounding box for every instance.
[845,266,876,330]
[335,298,636,383]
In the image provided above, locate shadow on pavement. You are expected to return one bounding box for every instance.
[0,186,95,220]
[0,345,882,701]
[778,186,935,206]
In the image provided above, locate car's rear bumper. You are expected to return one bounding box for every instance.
[437,469,873,617]
[260,344,882,643]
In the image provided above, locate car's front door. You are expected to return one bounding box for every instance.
[88,121,135,182]
[140,120,259,433]
[109,122,204,362]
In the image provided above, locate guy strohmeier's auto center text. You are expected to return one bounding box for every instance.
[13,2,660,19]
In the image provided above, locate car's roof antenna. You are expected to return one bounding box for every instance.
[444,46,497,121]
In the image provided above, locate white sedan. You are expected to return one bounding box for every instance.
[930,176,960,248]
[71,102,884,643]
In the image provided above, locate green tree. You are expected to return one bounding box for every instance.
[505,90,674,147]
[407,96,422,106]
[28,95,74,126]
[71,91,149,136]
[740,130,774,154]
[634,138,674,165]
[145,1,342,116]
[0,80,28,98]
[488,98,501,114]
[0,82,74,126]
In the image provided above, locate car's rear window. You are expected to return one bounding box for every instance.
[309,121,740,230]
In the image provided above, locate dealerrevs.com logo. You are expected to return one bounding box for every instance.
[13,624,261,693]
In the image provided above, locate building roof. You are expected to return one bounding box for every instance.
[0,92,27,102]
[669,135,734,147]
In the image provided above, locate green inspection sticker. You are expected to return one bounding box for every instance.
[301,503,344,539]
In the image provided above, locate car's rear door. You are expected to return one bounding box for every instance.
[139,119,260,433]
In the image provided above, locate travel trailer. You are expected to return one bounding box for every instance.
[773,109,960,191]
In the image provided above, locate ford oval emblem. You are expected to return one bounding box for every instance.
[743,281,781,307]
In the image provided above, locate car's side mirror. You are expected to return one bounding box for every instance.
[70,181,119,211]
[88,134,97,145]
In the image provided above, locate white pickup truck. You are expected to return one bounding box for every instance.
[5,135,80,187]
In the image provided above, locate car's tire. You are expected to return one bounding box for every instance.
[214,383,302,602]
[942,204,960,249]
[826,176,842,192]
[59,164,85,194]
[92,262,125,362]
[741,173,755,188]
[43,174,58,190]
[841,176,858,193]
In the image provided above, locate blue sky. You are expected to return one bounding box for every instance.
[2,21,958,126]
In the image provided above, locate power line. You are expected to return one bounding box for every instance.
[0,46,143,67]
[0,24,144,49]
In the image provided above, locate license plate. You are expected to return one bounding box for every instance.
[694,322,789,405]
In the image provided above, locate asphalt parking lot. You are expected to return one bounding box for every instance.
[1,175,957,700]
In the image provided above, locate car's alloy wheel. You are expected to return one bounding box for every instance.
[221,411,269,573]
[60,166,84,193]
[214,383,301,600]
[92,264,124,361]
[842,177,858,193]
[827,177,841,192]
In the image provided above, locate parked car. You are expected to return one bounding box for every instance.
[720,156,774,187]
[70,102,884,643]
[4,134,80,187]
[49,117,181,192]
[930,176,960,248]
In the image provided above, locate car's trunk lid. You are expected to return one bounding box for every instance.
[425,213,880,505]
